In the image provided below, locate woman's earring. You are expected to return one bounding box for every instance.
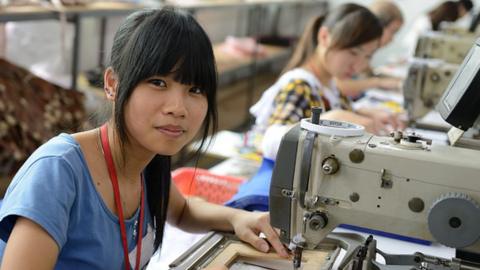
[105,88,113,97]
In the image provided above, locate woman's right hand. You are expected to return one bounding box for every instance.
[355,108,406,135]
[363,116,390,135]
[351,116,387,135]
[230,211,289,258]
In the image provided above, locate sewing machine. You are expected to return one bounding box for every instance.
[270,39,480,270]
[403,58,458,121]
[440,24,480,36]
[414,31,475,64]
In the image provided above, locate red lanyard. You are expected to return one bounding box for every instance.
[100,124,144,270]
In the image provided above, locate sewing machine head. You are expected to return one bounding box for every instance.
[414,31,475,64]
[441,23,480,36]
[403,58,458,120]
[270,118,480,253]
[270,39,480,259]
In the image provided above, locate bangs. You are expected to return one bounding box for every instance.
[125,9,217,93]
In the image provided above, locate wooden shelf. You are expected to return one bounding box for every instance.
[0,5,56,22]
[55,2,143,17]
[214,43,291,86]
[165,0,326,10]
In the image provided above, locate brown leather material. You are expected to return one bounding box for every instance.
[0,58,85,179]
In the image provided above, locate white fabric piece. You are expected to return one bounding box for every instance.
[261,124,294,160]
[146,223,206,270]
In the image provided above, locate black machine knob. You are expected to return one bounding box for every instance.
[322,156,340,175]
[311,107,322,125]
[308,212,328,231]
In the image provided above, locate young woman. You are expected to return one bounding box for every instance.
[227,3,403,212]
[336,0,404,97]
[0,7,288,270]
[251,3,401,151]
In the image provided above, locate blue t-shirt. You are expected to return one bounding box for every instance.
[0,134,155,269]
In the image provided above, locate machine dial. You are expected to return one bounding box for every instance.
[427,192,480,248]
[301,119,364,137]
[301,108,364,137]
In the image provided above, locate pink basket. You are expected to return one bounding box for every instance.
[172,167,246,204]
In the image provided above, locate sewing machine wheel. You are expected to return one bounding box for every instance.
[300,118,365,137]
[428,192,480,248]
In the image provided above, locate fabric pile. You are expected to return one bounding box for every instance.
[0,58,85,177]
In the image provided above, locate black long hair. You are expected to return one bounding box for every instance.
[429,1,459,30]
[283,3,383,73]
[108,7,218,251]
[429,0,474,31]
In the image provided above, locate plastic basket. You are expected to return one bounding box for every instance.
[172,167,246,205]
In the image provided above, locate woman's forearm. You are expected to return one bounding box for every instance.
[336,78,379,97]
[174,197,243,233]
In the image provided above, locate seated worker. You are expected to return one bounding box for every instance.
[403,0,474,57]
[336,0,405,98]
[228,3,404,211]
[0,8,289,270]
[251,3,403,142]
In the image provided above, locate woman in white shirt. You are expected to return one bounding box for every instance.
[250,3,403,159]
[336,0,405,97]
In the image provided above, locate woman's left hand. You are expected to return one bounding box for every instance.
[230,211,290,258]
[371,109,406,132]
[357,108,406,135]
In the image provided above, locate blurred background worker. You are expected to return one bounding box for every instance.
[336,0,405,98]
[403,0,474,56]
